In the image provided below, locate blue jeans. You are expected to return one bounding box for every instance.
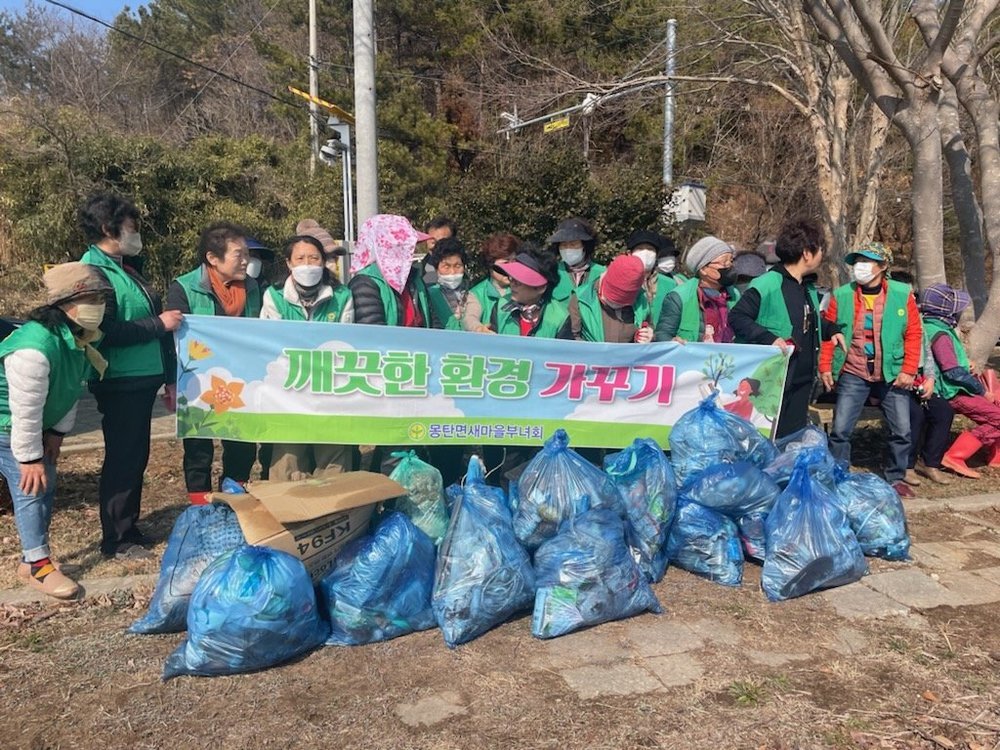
[828,372,911,483]
[0,434,57,562]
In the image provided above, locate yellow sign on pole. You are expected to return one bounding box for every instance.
[543,116,570,133]
[287,86,356,125]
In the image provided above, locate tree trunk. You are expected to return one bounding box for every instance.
[938,82,988,315]
[906,115,948,287]
[853,105,890,248]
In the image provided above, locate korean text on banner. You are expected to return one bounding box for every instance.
[175,315,790,449]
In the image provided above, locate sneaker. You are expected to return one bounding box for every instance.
[110,543,154,561]
[16,561,80,600]
[892,481,916,498]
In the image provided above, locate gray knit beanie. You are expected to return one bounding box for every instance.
[684,235,733,274]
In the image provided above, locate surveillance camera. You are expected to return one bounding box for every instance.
[319,139,344,162]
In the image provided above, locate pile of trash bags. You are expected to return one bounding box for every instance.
[132,394,913,680]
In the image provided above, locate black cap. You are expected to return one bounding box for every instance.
[626,229,663,252]
[547,218,595,244]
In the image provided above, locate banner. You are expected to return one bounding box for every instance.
[175,315,790,448]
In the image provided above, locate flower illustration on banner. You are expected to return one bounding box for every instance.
[200,375,246,414]
[188,340,214,360]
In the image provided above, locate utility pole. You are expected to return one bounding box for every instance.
[308,0,319,176]
[663,18,677,187]
[353,0,379,224]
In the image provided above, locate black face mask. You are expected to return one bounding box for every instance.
[717,267,737,288]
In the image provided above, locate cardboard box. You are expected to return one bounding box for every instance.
[213,471,406,582]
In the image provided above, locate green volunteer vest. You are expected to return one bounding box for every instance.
[80,246,163,379]
[174,267,262,318]
[670,277,741,342]
[0,321,91,433]
[469,278,509,327]
[831,279,911,381]
[354,264,431,327]
[649,271,686,328]
[426,284,464,331]
[741,270,820,346]
[575,277,648,343]
[265,283,351,322]
[495,300,569,338]
[922,316,970,400]
[551,262,607,303]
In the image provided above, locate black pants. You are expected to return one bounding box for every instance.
[775,378,814,440]
[95,386,157,555]
[908,394,954,468]
[183,438,256,493]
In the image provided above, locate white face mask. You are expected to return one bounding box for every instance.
[852,261,877,285]
[632,249,657,272]
[291,264,324,287]
[657,257,677,274]
[68,302,106,331]
[560,247,585,267]
[119,230,143,257]
[438,273,464,290]
[245,257,263,279]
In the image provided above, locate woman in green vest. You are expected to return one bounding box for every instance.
[546,217,606,303]
[348,214,434,328]
[166,222,262,503]
[463,233,518,333]
[919,284,1000,478]
[425,237,469,331]
[654,235,740,343]
[259,234,355,480]
[490,243,573,340]
[627,230,685,329]
[79,193,180,560]
[569,255,654,343]
[0,263,110,598]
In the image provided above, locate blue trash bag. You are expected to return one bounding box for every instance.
[762,449,868,602]
[162,545,329,679]
[604,438,678,583]
[129,503,245,634]
[832,465,910,561]
[532,509,662,639]
[764,426,837,489]
[319,511,437,646]
[665,498,744,586]
[388,450,450,544]
[433,457,535,647]
[668,393,777,483]
[511,429,624,550]
[678,461,780,562]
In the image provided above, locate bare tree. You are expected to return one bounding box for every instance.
[912,0,1000,363]
[802,0,966,289]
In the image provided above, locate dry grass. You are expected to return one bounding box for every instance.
[1,438,1000,748]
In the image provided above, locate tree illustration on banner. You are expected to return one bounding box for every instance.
[701,352,735,390]
[748,354,788,434]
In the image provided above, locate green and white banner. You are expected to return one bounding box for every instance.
[175,315,790,448]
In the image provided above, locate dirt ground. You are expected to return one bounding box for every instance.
[1,440,999,750]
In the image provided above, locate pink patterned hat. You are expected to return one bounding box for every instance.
[351,214,432,293]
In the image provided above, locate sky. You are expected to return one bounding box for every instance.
[0,0,139,24]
